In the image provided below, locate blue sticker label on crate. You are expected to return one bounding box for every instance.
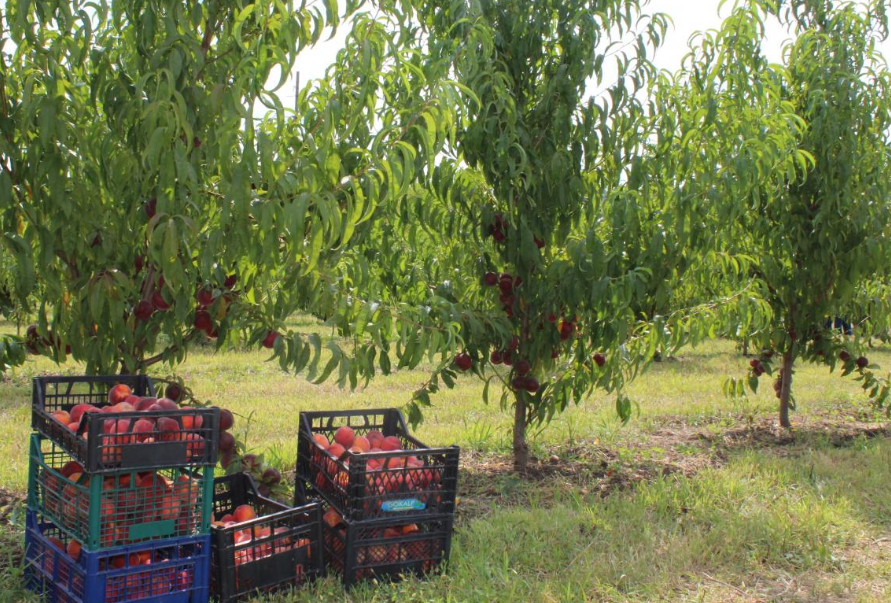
[381,498,426,512]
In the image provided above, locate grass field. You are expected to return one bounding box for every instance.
[0,320,890,602]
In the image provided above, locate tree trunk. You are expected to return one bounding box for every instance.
[512,393,529,472]
[779,351,794,428]
[742,338,749,357]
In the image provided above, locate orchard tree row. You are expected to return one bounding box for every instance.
[1,0,890,471]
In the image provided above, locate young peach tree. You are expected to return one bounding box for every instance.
[0,0,470,490]
[0,0,467,377]
[383,0,781,470]
[673,0,891,427]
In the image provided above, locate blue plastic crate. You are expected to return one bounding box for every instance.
[24,510,209,603]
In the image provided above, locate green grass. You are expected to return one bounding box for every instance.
[1,326,890,602]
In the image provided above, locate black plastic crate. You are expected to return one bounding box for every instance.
[32,375,219,472]
[295,409,459,521]
[211,474,323,602]
[314,501,453,586]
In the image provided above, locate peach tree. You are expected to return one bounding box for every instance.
[0,0,469,374]
[673,0,891,427]
[0,0,472,491]
[381,0,783,471]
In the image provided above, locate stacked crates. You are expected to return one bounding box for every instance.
[25,375,219,603]
[294,409,459,585]
[210,473,324,602]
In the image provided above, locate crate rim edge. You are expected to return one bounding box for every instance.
[212,474,322,532]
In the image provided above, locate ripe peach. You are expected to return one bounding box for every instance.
[322,508,342,528]
[181,413,203,430]
[157,417,180,441]
[135,398,157,411]
[46,535,64,551]
[233,504,256,523]
[380,436,401,451]
[219,431,235,452]
[194,310,213,333]
[366,430,384,446]
[132,418,155,442]
[326,443,346,458]
[66,420,81,433]
[108,384,132,404]
[156,493,181,521]
[312,433,329,448]
[66,540,82,561]
[165,383,183,402]
[353,436,370,452]
[384,457,407,470]
[111,401,136,413]
[196,287,214,307]
[114,419,136,443]
[182,433,205,458]
[155,398,179,411]
[69,404,99,424]
[60,461,84,478]
[51,410,71,426]
[262,330,280,349]
[334,426,355,448]
[218,408,234,431]
[402,524,419,534]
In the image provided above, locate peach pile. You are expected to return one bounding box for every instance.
[41,463,202,547]
[211,503,311,586]
[47,383,210,463]
[322,508,439,577]
[39,530,194,603]
[310,427,442,510]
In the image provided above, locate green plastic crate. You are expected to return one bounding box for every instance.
[28,434,214,551]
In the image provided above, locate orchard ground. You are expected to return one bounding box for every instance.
[0,317,890,602]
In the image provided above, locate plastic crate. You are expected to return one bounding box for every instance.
[24,510,210,603]
[28,435,213,551]
[210,474,324,602]
[314,500,453,586]
[295,409,459,521]
[32,375,219,472]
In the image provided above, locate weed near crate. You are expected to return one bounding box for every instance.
[211,474,323,602]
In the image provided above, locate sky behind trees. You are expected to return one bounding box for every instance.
[273,0,891,113]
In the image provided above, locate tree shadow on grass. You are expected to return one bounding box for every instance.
[452,431,891,602]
